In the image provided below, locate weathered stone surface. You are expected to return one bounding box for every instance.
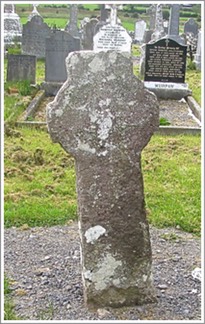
[81,18,99,50]
[184,18,199,37]
[45,30,80,83]
[151,4,165,41]
[65,4,80,38]
[22,15,51,58]
[47,51,159,307]
[7,54,36,83]
[4,4,22,46]
[168,4,184,44]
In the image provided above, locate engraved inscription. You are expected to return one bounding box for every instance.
[94,24,132,52]
[144,38,187,83]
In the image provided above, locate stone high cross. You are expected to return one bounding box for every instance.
[47,51,159,307]
[168,4,184,44]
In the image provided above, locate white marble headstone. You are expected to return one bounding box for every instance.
[93,24,132,52]
[135,20,147,42]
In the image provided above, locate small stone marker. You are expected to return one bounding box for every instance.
[184,18,199,37]
[7,54,36,83]
[22,15,51,58]
[144,38,191,99]
[134,20,147,43]
[47,50,158,307]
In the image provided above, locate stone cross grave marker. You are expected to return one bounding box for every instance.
[65,4,80,38]
[168,4,184,44]
[105,4,123,26]
[7,54,36,84]
[151,4,165,41]
[47,50,158,307]
[147,4,156,30]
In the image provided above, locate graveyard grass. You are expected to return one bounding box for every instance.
[4,52,201,235]
[4,276,21,320]
[4,126,201,235]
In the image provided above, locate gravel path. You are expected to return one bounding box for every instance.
[4,223,201,321]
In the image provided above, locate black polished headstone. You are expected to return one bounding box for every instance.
[144,38,187,83]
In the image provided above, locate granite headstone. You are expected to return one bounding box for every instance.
[184,18,199,37]
[7,54,36,84]
[45,30,80,83]
[22,15,51,58]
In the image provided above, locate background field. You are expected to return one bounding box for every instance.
[15,3,201,32]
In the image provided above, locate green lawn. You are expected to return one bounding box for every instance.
[4,127,201,235]
[4,127,77,228]
[186,68,201,105]
[142,134,201,234]
[4,276,20,320]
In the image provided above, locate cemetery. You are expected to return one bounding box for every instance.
[3,2,202,321]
